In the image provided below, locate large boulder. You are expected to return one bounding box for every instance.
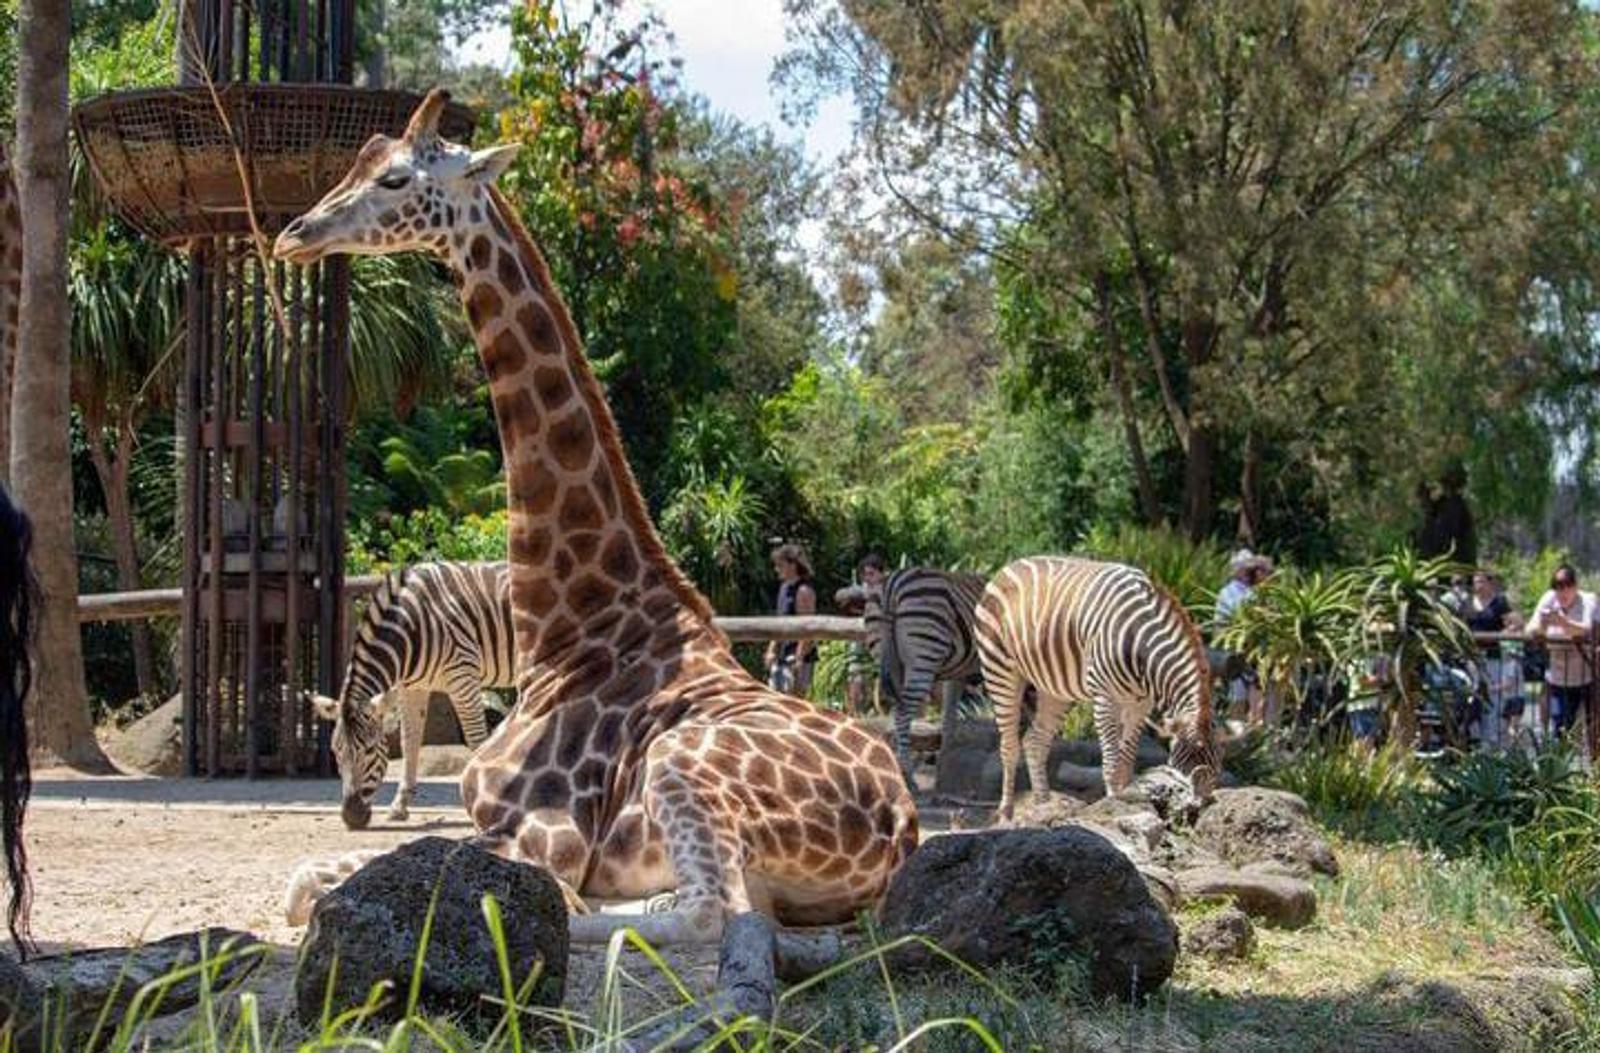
[877,826,1178,1000]
[1175,867,1317,929]
[103,694,184,776]
[1192,787,1339,878]
[0,953,41,1053]
[295,837,568,1025]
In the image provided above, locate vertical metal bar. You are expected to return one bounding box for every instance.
[286,263,305,771]
[206,240,225,776]
[245,253,264,777]
[320,258,349,776]
[217,0,232,83]
[180,252,207,777]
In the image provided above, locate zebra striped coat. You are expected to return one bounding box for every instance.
[865,568,987,773]
[313,561,514,828]
[974,556,1219,817]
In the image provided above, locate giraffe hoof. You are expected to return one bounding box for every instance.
[386,807,409,821]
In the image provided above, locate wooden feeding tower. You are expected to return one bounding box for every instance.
[72,0,472,776]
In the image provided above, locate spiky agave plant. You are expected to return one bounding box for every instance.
[1355,549,1478,749]
[1214,568,1363,727]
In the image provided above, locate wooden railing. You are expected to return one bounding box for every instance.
[75,582,869,642]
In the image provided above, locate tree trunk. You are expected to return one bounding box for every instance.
[1179,317,1217,542]
[1389,669,1420,750]
[0,142,16,487]
[1098,273,1161,525]
[1237,428,1261,546]
[1181,426,1214,542]
[12,0,112,770]
[87,428,157,700]
[363,0,387,87]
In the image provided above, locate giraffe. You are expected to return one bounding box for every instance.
[275,90,919,945]
[0,138,20,479]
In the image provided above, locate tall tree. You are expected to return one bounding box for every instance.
[784,0,1596,545]
[13,0,110,768]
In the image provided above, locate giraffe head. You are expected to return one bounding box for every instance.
[273,89,518,265]
[308,689,391,829]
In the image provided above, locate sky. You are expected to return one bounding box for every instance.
[458,0,858,166]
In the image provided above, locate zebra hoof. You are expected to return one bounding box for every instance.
[644,891,678,915]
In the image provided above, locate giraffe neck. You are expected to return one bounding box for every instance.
[447,188,720,682]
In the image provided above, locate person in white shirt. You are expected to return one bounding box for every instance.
[1216,549,1273,723]
[1525,564,1596,747]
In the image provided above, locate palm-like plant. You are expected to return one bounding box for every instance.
[1214,568,1362,723]
[660,473,767,613]
[1356,548,1478,748]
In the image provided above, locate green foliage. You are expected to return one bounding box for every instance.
[348,508,509,574]
[1077,523,1231,613]
[1424,747,1591,858]
[1214,569,1363,717]
[501,0,736,506]
[1264,741,1426,843]
[659,473,767,614]
[1357,550,1479,743]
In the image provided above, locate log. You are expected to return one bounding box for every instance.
[625,913,777,1052]
[716,615,867,642]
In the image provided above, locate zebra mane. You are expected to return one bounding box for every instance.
[1148,580,1214,728]
[339,565,415,724]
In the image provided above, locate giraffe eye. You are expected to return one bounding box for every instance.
[377,171,411,190]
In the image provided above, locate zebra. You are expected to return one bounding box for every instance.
[862,567,988,775]
[311,561,513,829]
[974,555,1219,818]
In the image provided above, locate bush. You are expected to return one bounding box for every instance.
[1264,739,1426,841]
[1076,522,1232,614]
[348,508,510,574]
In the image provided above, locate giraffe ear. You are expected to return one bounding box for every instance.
[463,144,519,185]
[404,88,451,145]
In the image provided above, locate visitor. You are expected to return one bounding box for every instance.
[1526,565,1596,756]
[766,543,818,699]
[0,485,36,958]
[1216,549,1273,725]
[834,553,887,715]
[1462,569,1520,748]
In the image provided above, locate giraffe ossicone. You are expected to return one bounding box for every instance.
[274,88,919,944]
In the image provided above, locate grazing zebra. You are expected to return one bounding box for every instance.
[312,561,512,829]
[975,556,1219,818]
[864,567,988,774]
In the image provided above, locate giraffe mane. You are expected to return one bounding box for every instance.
[485,187,725,640]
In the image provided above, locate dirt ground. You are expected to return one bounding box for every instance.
[25,765,730,1036]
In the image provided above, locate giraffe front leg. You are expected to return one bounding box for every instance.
[387,690,430,821]
[283,849,386,926]
[568,738,743,947]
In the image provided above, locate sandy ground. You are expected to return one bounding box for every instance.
[27,770,476,951]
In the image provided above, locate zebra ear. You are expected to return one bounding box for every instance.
[310,694,341,721]
[1188,764,1217,803]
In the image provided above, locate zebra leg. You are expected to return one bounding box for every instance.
[1022,693,1067,806]
[986,655,1030,821]
[441,669,491,749]
[894,655,940,779]
[388,689,429,821]
[1096,697,1142,796]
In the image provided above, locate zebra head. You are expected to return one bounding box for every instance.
[310,689,390,829]
[1152,584,1222,805]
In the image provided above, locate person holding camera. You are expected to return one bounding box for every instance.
[1526,565,1596,752]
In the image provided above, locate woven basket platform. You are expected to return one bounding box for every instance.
[72,84,476,245]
